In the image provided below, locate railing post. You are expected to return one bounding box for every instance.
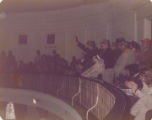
[86,84,99,120]
[57,79,64,96]
[72,78,82,106]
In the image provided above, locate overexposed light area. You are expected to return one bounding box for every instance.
[0,0,3,4]
[33,98,37,104]
[0,116,3,120]
[5,102,16,120]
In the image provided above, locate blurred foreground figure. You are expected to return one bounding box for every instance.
[125,70,152,120]
[81,55,105,78]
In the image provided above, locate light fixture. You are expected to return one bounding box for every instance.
[0,0,3,4]
[150,0,152,3]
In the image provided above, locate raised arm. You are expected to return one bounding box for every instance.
[75,36,89,53]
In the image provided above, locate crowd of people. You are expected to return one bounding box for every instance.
[74,36,152,81]
[73,36,152,120]
[1,36,152,120]
[0,50,72,75]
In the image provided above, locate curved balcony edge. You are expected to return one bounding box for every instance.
[0,73,130,120]
[0,88,82,120]
[80,76,130,120]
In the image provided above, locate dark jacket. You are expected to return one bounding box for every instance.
[77,42,99,70]
[99,48,116,69]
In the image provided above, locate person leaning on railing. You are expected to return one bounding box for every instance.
[98,39,115,84]
[75,36,99,71]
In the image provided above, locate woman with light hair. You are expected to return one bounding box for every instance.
[81,55,105,78]
[125,70,152,120]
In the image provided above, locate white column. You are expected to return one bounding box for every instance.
[134,11,138,41]
[65,31,69,59]
[84,24,88,43]
[143,18,151,39]
[106,23,112,41]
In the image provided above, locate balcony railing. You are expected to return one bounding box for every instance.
[0,73,129,120]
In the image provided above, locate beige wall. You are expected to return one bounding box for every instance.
[112,2,152,43]
[111,11,135,41]
[136,3,152,42]
[0,6,111,62]
[1,2,152,62]
[143,18,151,40]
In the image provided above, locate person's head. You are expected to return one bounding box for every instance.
[120,41,130,51]
[128,69,152,89]
[36,49,40,55]
[116,37,126,43]
[132,41,141,52]
[141,38,152,50]
[111,42,117,50]
[125,76,143,90]
[86,41,96,50]
[116,37,126,49]
[125,64,139,76]
[92,56,98,63]
[139,70,152,87]
[125,80,138,90]
[100,39,110,49]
